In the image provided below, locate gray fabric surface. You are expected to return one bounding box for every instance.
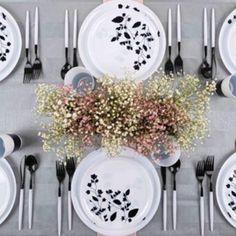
[0,0,236,235]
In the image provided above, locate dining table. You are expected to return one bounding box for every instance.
[0,0,236,235]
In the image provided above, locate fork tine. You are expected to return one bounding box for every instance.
[206,155,214,171]
[201,160,205,175]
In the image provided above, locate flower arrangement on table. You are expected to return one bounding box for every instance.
[35,73,215,160]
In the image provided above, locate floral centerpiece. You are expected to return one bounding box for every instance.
[35,73,215,160]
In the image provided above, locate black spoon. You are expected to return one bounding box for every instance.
[199,46,212,79]
[61,47,72,79]
[169,159,181,230]
[25,155,38,229]
[61,10,72,79]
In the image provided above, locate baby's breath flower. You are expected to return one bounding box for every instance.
[35,73,215,160]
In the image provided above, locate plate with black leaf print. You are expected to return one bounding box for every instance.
[219,8,236,74]
[71,146,161,236]
[0,7,21,81]
[216,152,236,228]
[79,0,166,81]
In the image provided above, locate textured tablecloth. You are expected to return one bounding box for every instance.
[0,0,236,235]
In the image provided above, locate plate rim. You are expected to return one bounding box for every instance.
[216,152,236,228]
[78,0,166,81]
[219,8,236,74]
[0,6,22,81]
[0,158,17,225]
[71,146,161,236]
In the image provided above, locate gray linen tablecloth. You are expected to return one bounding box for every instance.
[0,0,236,235]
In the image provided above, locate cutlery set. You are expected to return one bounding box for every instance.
[199,8,217,80]
[56,158,76,236]
[23,7,42,83]
[165,5,183,76]
[161,159,181,231]
[61,9,78,80]
[18,155,39,230]
[196,156,215,236]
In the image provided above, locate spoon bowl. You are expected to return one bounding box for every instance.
[61,62,72,80]
[25,155,38,173]
[199,59,212,79]
[169,159,181,174]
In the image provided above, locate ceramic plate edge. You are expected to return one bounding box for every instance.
[71,147,161,236]
[0,6,22,81]
[0,158,17,224]
[78,0,166,81]
[216,152,236,228]
[219,8,236,74]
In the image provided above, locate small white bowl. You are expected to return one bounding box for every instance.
[151,141,181,167]
[64,66,96,95]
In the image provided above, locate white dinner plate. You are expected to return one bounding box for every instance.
[216,152,236,228]
[219,9,236,74]
[0,6,22,81]
[71,147,161,236]
[79,0,166,81]
[0,158,16,224]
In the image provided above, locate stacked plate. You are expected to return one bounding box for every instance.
[71,147,161,236]
[219,9,236,74]
[0,6,21,81]
[79,0,166,81]
[216,152,236,228]
[0,158,16,224]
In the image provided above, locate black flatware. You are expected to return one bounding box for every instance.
[66,157,76,230]
[23,11,33,83]
[199,8,212,79]
[196,160,205,236]
[18,155,26,231]
[56,160,66,236]
[205,155,214,231]
[72,9,78,67]
[169,159,181,230]
[25,155,38,229]
[174,4,183,76]
[32,7,42,79]
[161,167,167,231]
[165,8,174,76]
[61,10,72,79]
[210,8,217,80]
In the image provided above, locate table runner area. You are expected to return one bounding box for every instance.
[0,0,236,236]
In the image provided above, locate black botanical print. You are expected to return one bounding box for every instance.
[225,169,236,217]
[110,4,158,71]
[0,12,11,62]
[227,14,236,24]
[86,174,139,223]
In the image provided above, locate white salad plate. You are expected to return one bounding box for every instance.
[71,147,161,236]
[79,0,166,81]
[0,6,22,81]
[219,9,236,74]
[0,158,16,224]
[216,152,236,228]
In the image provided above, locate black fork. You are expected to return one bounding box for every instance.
[66,157,76,230]
[56,161,65,236]
[23,11,33,84]
[196,160,205,236]
[205,155,214,231]
[174,42,183,76]
[33,44,42,79]
[32,7,42,79]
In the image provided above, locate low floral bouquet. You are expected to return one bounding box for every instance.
[35,73,215,160]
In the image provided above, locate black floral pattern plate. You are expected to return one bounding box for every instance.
[216,152,236,228]
[219,8,236,74]
[71,147,161,236]
[79,0,166,81]
[0,6,21,81]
